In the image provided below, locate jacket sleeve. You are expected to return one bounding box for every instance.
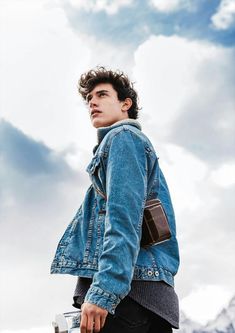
[84,129,148,314]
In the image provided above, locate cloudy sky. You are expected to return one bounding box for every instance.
[0,0,235,332]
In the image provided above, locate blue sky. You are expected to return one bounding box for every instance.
[61,0,235,47]
[1,0,235,332]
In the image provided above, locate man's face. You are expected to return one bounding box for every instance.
[86,83,129,128]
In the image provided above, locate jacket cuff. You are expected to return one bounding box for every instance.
[84,286,121,314]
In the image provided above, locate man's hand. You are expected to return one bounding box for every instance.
[80,302,108,333]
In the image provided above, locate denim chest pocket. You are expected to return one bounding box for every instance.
[86,155,106,199]
[86,155,100,174]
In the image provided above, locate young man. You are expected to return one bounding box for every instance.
[51,67,180,333]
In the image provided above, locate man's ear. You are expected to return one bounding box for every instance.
[121,98,132,112]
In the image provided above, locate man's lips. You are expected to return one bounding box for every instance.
[91,110,102,117]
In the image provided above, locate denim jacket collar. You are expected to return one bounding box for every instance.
[92,119,142,155]
[97,119,142,145]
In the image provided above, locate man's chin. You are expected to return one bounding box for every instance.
[92,120,103,128]
[92,119,111,128]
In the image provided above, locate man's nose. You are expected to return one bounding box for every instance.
[89,96,98,108]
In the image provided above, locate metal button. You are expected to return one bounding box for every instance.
[147,270,153,277]
[155,271,159,277]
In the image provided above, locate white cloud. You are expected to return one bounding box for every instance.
[133,35,235,164]
[181,285,232,324]
[150,0,194,12]
[154,143,208,214]
[211,0,235,30]
[210,163,235,187]
[0,0,136,158]
[65,0,133,15]
[0,0,95,153]
[133,35,215,139]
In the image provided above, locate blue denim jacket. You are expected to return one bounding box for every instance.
[51,119,179,314]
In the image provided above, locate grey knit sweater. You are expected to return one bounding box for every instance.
[73,277,179,329]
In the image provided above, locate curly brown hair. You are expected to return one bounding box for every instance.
[78,66,140,119]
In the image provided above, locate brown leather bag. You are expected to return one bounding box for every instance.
[93,185,171,247]
[141,199,171,247]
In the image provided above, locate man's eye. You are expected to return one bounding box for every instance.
[99,92,106,97]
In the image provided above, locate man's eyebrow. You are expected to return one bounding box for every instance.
[86,90,109,101]
[97,89,109,94]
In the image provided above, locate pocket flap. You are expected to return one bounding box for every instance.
[86,155,101,175]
